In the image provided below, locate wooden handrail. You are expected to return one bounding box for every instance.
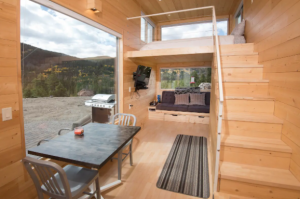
[212,6,224,193]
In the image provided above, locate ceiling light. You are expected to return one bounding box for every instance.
[87,0,102,13]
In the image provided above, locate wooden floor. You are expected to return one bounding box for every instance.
[97,119,212,199]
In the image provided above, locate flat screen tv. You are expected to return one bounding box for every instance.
[133,65,152,91]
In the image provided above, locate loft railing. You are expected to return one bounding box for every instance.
[127,6,224,194]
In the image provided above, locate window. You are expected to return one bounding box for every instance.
[161,20,228,41]
[147,23,154,43]
[141,15,154,43]
[141,18,146,42]
[160,67,211,89]
[235,5,243,25]
[21,0,119,149]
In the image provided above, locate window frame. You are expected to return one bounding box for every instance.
[234,1,244,26]
[25,0,122,113]
[159,66,211,90]
[141,11,155,43]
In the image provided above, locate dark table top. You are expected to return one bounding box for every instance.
[28,123,141,169]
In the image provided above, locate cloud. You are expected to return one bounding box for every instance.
[162,20,228,41]
[21,0,117,58]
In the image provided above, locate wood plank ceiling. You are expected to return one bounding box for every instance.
[134,0,240,23]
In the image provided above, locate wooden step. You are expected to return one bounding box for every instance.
[221,55,259,65]
[214,192,258,199]
[220,145,291,169]
[223,79,269,83]
[225,96,274,101]
[221,68,263,80]
[221,52,258,56]
[223,112,283,124]
[221,82,269,97]
[222,65,263,68]
[222,120,282,139]
[220,43,255,55]
[221,135,292,153]
[220,162,300,191]
[223,99,274,114]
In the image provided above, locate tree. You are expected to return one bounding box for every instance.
[206,68,211,82]
[53,82,67,97]
[23,87,32,98]
[46,71,59,95]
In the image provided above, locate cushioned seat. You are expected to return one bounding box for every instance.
[188,105,210,113]
[156,103,188,112]
[157,90,210,113]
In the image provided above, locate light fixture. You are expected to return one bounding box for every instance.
[87,0,102,13]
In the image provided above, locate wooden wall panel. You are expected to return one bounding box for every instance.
[0,0,30,197]
[244,0,300,182]
[0,0,155,198]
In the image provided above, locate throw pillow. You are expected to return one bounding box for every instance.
[189,93,206,105]
[174,94,189,105]
[231,19,245,36]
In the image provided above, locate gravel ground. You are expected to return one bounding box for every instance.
[23,97,91,149]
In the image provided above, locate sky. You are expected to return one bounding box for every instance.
[162,20,228,41]
[21,0,117,58]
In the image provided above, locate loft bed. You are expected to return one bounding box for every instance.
[140,35,246,51]
[127,19,246,64]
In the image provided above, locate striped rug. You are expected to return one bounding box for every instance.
[157,135,210,198]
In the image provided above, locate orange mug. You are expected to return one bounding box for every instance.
[74,126,84,136]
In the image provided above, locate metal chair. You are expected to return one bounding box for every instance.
[111,113,136,179]
[22,156,100,199]
[37,115,92,146]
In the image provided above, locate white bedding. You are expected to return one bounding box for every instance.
[140,35,244,51]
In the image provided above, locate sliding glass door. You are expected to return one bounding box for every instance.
[21,0,120,149]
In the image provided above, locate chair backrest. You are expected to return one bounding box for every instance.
[112,113,136,126]
[22,157,72,199]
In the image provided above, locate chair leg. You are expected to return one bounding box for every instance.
[118,150,122,180]
[95,177,100,199]
[129,143,133,166]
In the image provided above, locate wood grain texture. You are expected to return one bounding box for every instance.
[220,179,300,199]
[244,0,300,187]
[98,120,213,199]
[136,0,239,23]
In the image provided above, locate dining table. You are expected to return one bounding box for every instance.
[28,122,141,198]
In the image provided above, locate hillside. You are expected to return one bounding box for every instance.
[21,43,116,98]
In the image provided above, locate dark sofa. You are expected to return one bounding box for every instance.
[156,91,210,113]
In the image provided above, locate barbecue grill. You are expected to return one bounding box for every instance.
[85,94,116,123]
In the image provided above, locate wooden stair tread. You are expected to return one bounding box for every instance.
[222,65,263,68]
[221,52,258,56]
[223,112,283,124]
[220,162,300,191]
[214,192,256,199]
[224,96,274,101]
[223,79,269,83]
[221,135,292,153]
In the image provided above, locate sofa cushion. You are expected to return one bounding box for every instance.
[175,94,189,105]
[188,105,210,113]
[190,93,206,105]
[205,92,210,105]
[156,103,188,112]
[231,19,245,36]
[162,91,175,104]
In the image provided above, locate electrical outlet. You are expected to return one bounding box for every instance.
[129,87,131,92]
[2,107,12,121]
